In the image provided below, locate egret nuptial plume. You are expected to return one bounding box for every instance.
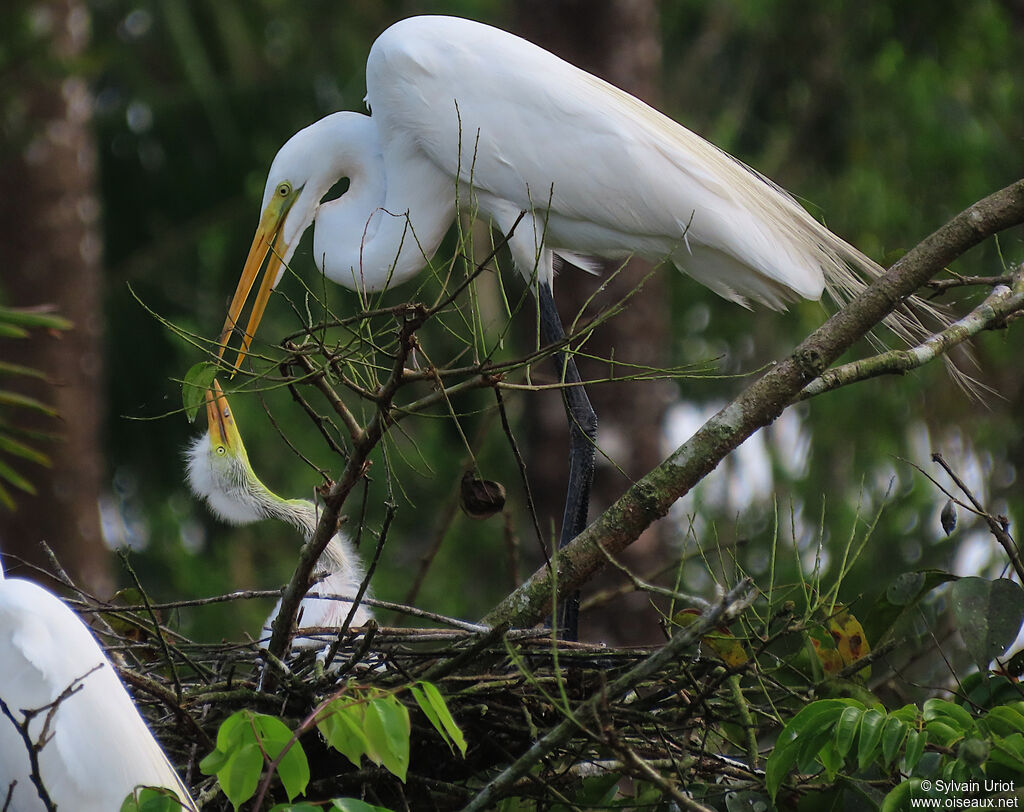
[186,382,373,647]
[216,15,935,639]
[0,559,197,811]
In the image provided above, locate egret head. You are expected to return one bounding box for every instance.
[217,112,377,370]
[186,380,268,525]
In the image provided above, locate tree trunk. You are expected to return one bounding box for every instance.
[0,0,110,593]
[511,0,672,643]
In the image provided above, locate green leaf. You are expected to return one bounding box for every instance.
[269,805,323,812]
[0,305,72,330]
[923,698,975,732]
[0,434,51,467]
[219,741,263,811]
[331,799,398,812]
[950,577,1024,671]
[364,696,410,782]
[925,719,964,749]
[246,715,308,802]
[880,778,918,812]
[856,708,886,771]
[765,699,855,799]
[199,747,229,775]
[0,323,29,339]
[889,704,919,724]
[318,699,372,768]
[201,710,307,809]
[903,729,926,773]
[213,710,250,753]
[273,740,310,802]
[0,360,48,379]
[415,681,467,757]
[866,570,957,644]
[834,705,862,760]
[984,704,1024,738]
[410,684,445,744]
[988,733,1024,773]
[817,739,843,780]
[0,391,58,417]
[0,458,37,496]
[264,740,308,800]
[182,361,221,422]
[120,788,185,812]
[881,717,908,766]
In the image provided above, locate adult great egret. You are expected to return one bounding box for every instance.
[218,15,918,636]
[0,559,197,810]
[187,381,374,645]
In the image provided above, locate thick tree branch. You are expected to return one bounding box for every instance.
[483,179,1024,630]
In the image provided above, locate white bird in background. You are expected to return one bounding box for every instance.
[187,381,374,646]
[0,559,197,811]
[217,15,922,637]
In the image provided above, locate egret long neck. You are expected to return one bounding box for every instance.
[313,117,456,294]
[263,496,318,538]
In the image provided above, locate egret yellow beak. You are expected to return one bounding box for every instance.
[204,379,243,452]
[217,191,296,372]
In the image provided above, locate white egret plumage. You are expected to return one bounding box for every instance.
[0,559,197,810]
[217,15,924,637]
[186,382,373,646]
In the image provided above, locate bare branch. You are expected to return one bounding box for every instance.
[800,265,1024,398]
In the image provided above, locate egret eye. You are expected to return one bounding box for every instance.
[276,182,291,198]
[216,446,226,456]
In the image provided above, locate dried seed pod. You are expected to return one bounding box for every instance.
[940,498,957,536]
[460,470,507,519]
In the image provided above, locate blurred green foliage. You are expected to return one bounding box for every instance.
[82,1,1022,644]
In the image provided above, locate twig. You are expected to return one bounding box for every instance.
[581,538,748,612]
[726,673,759,769]
[286,348,364,444]
[36,543,121,643]
[118,551,183,701]
[321,503,396,670]
[924,273,1016,294]
[494,386,548,559]
[118,668,216,751]
[0,665,102,811]
[595,540,711,609]
[0,694,57,811]
[800,267,1024,398]
[931,452,1024,582]
[419,622,513,683]
[608,735,714,812]
[834,636,901,681]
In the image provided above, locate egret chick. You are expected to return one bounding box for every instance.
[186,382,373,646]
[0,559,197,810]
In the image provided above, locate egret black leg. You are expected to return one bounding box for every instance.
[537,284,597,640]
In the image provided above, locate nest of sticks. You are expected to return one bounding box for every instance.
[75,578,756,811]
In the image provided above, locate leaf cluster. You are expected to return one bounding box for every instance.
[0,305,71,510]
